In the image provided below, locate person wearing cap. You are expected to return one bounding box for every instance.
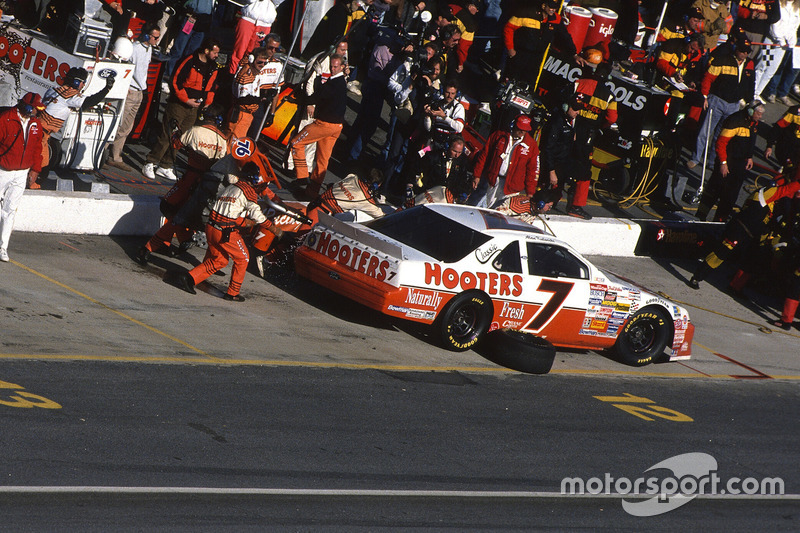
[504,0,585,87]
[687,37,755,170]
[471,114,539,208]
[654,34,705,87]
[0,93,45,262]
[658,6,705,42]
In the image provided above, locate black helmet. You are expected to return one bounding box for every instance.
[65,67,89,89]
[240,162,263,187]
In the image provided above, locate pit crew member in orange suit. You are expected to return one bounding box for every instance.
[470,114,539,209]
[226,36,284,141]
[689,175,800,290]
[503,0,585,86]
[173,162,275,301]
[135,105,229,265]
[0,93,45,263]
[306,167,389,220]
[38,67,114,181]
[696,103,764,222]
[290,54,347,201]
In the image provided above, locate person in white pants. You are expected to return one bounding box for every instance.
[0,93,45,262]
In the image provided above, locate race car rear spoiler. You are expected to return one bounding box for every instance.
[318,212,404,260]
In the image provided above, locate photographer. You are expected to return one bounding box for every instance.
[422,79,465,151]
[382,54,443,192]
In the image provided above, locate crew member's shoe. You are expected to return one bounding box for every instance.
[156,166,178,181]
[780,95,793,106]
[686,160,699,170]
[223,293,246,302]
[134,247,151,265]
[142,162,156,180]
[106,158,133,172]
[772,319,792,331]
[688,277,700,290]
[567,206,592,220]
[0,248,8,262]
[175,271,196,294]
[161,82,170,94]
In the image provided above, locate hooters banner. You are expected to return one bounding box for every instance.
[0,25,133,107]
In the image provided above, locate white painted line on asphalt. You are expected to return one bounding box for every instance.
[0,487,797,500]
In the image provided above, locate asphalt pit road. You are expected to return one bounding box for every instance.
[188,423,227,443]
[378,371,477,386]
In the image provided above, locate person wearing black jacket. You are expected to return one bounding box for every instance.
[539,96,594,219]
[696,104,763,222]
[290,54,348,200]
[406,135,472,198]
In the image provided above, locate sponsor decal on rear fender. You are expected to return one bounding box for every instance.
[308,231,398,282]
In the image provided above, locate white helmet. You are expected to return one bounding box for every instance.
[110,37,134,61]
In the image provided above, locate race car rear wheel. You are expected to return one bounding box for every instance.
[614,308,671,367]
[437,290,493,352]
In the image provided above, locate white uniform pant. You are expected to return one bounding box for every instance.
[484,176,506,209]
[0,168,28,250]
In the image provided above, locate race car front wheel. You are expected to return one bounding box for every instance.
[614,308,671,367]
[437,290,493,352]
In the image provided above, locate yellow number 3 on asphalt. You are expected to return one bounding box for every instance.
[0,379,61,409]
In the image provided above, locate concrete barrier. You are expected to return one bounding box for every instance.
[16,191,163,236]
[13,191,644,256]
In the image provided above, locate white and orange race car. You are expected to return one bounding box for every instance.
[294,204,694,367]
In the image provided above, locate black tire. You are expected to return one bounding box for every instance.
[614,308,671,367]
[476,329,556,374]
[437,290,493,352]
[597,164,631,197]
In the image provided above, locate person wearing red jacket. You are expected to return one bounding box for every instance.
[0,93,45,263]
[449,0,480,74]
[471,115,539,208]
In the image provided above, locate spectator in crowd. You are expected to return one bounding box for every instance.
[39,67,115,181]
[227,0,280,75]
[755,0,800,104]
[162,0,216,89]
[290,53,348,200]
[437,23,463,82]
[346,33,409,161]
[696,102,764,222]
[687,37,755,170]
[471,114,539,208]
[693,0,734,50]
[106,23,161,172]
[143,37,220,181]
[0,93,44,263]
[227,36,284,141]
[136,104,228,265]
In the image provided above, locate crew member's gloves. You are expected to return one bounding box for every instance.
[711,16,726,34]
[267,225,284,240]
[106,75,115,89]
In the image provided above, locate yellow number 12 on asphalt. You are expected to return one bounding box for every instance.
[594,393,692,422]
[0,379,61,409]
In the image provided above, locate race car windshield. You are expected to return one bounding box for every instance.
[365,208,492,262]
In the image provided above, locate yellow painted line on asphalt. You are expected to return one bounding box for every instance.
[9,259,213,358]
[1,352,799,380]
